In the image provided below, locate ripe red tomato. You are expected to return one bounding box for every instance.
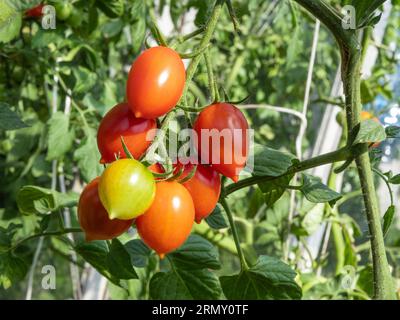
[175,161,221,223]
[97,103,157,163]
[78,177,133,241]
[126,46,186,119]
[25,4,45,18]
[136,181,195,258]
[193,103,249,182]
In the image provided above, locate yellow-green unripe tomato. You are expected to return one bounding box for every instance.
[99,159,156,220]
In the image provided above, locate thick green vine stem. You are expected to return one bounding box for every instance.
[220,197,249,271]
[294,0,396,299]
[223,144,365,196]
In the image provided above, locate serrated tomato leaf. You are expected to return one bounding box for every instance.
[205,204,228,229]
[150,268,222,300]
[300,174,342,204]
[220,255,302,300]
[353,119,386,145]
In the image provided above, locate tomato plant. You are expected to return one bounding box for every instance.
[126,46,186,119]
[78,177,133,241]
[1,0,400,302]
[99,159,156,220]
[193,103,249,182]
[136,181,195,259]
[97,102,157,163]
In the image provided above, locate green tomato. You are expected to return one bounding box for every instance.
[55,2,72,21]
[99,159,156,220]
[66,7,82,28]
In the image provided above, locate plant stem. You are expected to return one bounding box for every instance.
[10,228,82,252]
[224,144,364,196]
[294,0,396,299]
[372,168,394,207]
[179,0,225,104]
[220,197,249,270]
[204,48,216,102]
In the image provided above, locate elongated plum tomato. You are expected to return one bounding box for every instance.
[175,161,221,223]
[361,111,381,148]
[126,46,186,119]
[99,159,156,220]
[97,103,157,163]
[193,103,249,182]
[78,177,133,241]
[136,181,195,259]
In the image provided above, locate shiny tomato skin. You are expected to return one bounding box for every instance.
[97,103,157,163]
[126,46,186,119]
[176,161,221,223]
[78,177,133,241]
[99,159,156,220]
[136,181,195,258]
[193,103,249,182]
[25,4,44,18]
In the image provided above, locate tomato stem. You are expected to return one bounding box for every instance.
[9,228,83,252]
[220,197,249,271]
[178,0,225,105]
[223,144,365,196]
[204,48,217,102]
[295,0,396,300]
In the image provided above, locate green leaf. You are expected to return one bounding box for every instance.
[168,235,221,270]
[124,239,151,268]
[0,252,28,289]
[259,174,294,208]
[389,174,400,184]
[385,125,400,138]
[75,241,120,285]
[31,29,63,49]
[106,239,138,279]
[102,19,124,38]
[0,102,28,130]
[352,0,385,28]
[382,205,395,237]
[220,255,302,299]
[353,119,386,145]
[190,0,214,28]
[16,185,78,215]
[76,240,138,286]
[58,44,99,70]
[0,228,11,254]
[72,66,97,94]
[96,0,124,18]
[74,130,103,183]
[0,1,22,43]
[131,17,146,53]
[150,268,222,300]
[360,80,375,104]
[205,204,228,229]
[46,112,74,160]
[300,174,342,204]
[252,144,296,177]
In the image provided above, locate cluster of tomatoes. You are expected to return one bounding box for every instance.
[78,46,249,258]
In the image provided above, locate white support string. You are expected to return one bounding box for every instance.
[296,19,320,160]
